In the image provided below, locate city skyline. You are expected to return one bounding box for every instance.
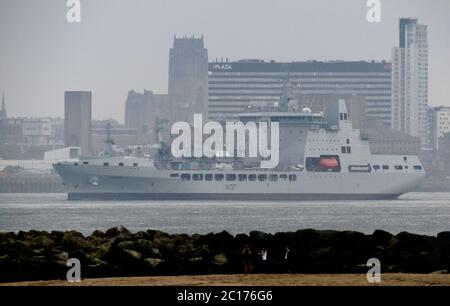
[1,0,449,121]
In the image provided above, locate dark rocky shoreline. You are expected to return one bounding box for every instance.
[1,226,449,282]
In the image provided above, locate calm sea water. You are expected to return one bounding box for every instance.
[0,193,449,236]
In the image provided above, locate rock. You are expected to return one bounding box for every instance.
[143,258,164,268]
[212,253,229,266]
[52,251,69,263]
[0,232,16,242]
[91,230,106,238]
[105,225,131,237]
[122,249,142,261]
[192,245,210,258]
[116,240,135,250]
[33,236,55,250]
[133,231,150,240]
[61,231,95,251]
[133,239,162,258]
[430,270,448,274]
[372,230,397,247]
[249,231,267,243]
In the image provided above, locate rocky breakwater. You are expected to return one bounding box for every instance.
[1,226,449,282]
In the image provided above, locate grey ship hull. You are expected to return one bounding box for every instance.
[55,164,425,201]
[67,192,400,201]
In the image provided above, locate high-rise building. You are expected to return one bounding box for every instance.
[391,18,429,149]
[0,92,7,119]
[208,60,392,125]
[168,36,208,124]
[64,91,92,155]
[427,106,450,151]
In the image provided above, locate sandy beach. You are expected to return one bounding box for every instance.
[2,273,450,286]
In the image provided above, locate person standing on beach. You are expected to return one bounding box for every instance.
[282,245,290,273]
[258,247,268,273]
[242,245,253,274]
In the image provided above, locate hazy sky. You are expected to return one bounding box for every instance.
[1,0,449,122]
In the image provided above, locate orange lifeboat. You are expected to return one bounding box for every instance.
[318,158,339,168]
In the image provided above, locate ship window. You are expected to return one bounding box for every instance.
[395,166,404,170]
[119,162,124,167]
[279,174,288,181]
[340,113,344,120]
[249,174,257,182]
[258,174,267,182]
[269,175,278,182]
[215,174,224,181]
[341,147,346,154]
[346,147,352,154]
[181,174,191,181]
[289,174,297,181]
[170,173,179,178]
[226,174,236,181]
[103,162,109,166]
[414,165,423,171]
[349,165,372,173]
[193,174,203,181]
[382,165,390,170]
[238,174,247,181]
[205,174,213,181]
[74,162,79,166]
[346,139,350,144]
[83,161,89,165]
[373,165,381,170]
[133,163,138,167]
[344,113,348,120]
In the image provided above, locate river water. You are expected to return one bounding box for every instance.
[0,192,449,236]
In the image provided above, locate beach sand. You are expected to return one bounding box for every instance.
[2,273,450,286]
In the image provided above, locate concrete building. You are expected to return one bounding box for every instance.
[367,125,421,155]
[168,36,208,124]
[391,18,429,149]
[124,90,170,143]
[208,59,392,126]
[427,106,450,151]
[64,91,92,155]
[0,92,7,119]
[22,118,51,146]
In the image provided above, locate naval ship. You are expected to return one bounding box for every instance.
[53,98,425,201]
